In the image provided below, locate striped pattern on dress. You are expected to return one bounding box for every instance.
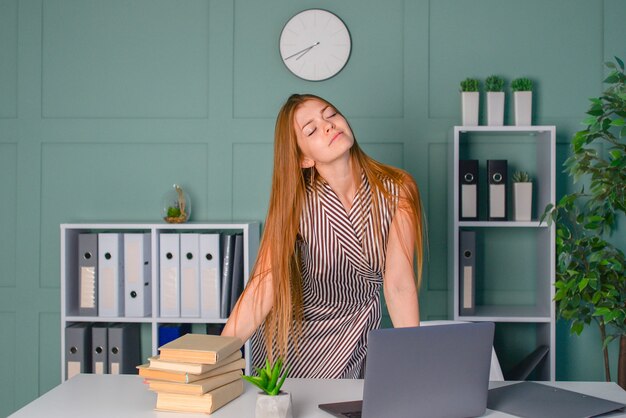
[251,172,398,378]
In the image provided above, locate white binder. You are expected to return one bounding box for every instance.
[200,233,222,318]
[180,233,200,317]
[159,233,180,317]
[124,233,151,317]
[98,233,124,317]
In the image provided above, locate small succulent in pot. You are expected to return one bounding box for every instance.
[512,171,531,183]
[243,357,290,396]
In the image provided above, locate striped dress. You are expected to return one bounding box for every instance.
[252,172,398,378]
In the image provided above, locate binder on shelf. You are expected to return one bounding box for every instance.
[180,233,201,317]
[158,323,192,348]
[160,233,180,317]
[65,323,92,380]
[200,233,222,318]
[78,234,98,316]
[220,233,237,318]
[206,324,225,336]
[98,233,124,317]
[459,230,476,316]
[505,345,550,381]
[124,233,151,317]
[459,159,479,221]
[229,234,244,315]
[92,324,108,374]
[108,323,141,375]
[488,159,508,220]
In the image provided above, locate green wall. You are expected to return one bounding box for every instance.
[0,0,624,414]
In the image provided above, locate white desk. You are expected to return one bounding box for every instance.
[9,374,626,418]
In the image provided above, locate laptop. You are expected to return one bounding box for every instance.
[488,381,625,418]
[319,322,495,418]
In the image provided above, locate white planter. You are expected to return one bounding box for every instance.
[461,92,479,126]
[487,92,504,126]
[514,91,532,126]
[256,392,293,418]
[513,182,533,221]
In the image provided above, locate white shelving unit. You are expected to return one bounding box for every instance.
[449,126,556,380]
[60,222,260,381]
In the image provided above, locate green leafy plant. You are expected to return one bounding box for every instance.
[512,171,531,183]
[542,57,626,384]
[460,78,480,92]
[511,77,533,92]
[243,357,290,396]
[485,75,505,92]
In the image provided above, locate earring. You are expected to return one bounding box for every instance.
[309,165,315,187]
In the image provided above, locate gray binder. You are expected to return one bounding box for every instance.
[159,233,180,317]
[65,323,92,380]
[78,234,98,316]
[459,230,476,316]
[124,233,151,317]
[220,233,236,318]
[108,323,141,375]
[180,233,201,317]
[229,234,244,313]
[92,324,108,374]
[98,233,124,317]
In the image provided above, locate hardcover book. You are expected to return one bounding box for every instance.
[148,369,242,395]
[138,356,245,382]
[155,379,244,414]
[158,334,243,364]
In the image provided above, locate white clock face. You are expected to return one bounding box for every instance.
[279,9,351,81]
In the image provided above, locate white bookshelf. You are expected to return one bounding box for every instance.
[449,126,556,380]
[60,222,260,381]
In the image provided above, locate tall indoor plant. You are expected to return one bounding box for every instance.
[542,57,626,388]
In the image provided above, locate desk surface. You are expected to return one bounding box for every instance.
[9,374,626,418]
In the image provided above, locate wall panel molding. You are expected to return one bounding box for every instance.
[41,0,210,119]
[0,0,18,119]
[0,143,18,288]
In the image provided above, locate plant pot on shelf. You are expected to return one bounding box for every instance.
[513,182,533,221]
[256,391,293,418]
[461,92,479,126]
[514,91,532,126]
[487,92,504,126]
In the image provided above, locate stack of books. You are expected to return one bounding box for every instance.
[137,334,246,414]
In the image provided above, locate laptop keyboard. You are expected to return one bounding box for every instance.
[342,412,362,418]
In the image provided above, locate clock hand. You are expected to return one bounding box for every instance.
[283,42,320,61]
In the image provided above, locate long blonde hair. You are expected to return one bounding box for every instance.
[250,94,424,360]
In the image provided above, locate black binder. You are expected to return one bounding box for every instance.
[65,323,92,379]
[108,323,141,374]
[488,160,508,220]
[459,230,476,316]
[459,160,479,221]
[92,324,108,374]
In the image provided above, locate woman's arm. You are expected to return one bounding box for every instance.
[221,255,274,342]
[383,177,420,327]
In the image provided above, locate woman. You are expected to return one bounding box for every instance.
[222,93,424,378]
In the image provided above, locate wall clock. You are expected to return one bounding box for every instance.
[279,9,351,81]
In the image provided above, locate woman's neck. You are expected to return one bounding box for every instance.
[316,158,358,213]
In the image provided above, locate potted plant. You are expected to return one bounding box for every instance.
[460,78,480,126]
[243,357,292,418]
[512,171,533,221]
[162,184,191,223]
[485,75,505,126]
[542,57,626,388]
[511,77,533,126]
